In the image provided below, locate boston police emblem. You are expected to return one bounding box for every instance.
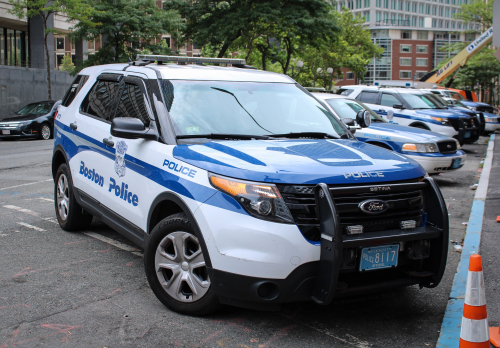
[115,141,128,177]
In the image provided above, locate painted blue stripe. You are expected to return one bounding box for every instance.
[375,111,446,126]
[54,120,248,216]
[436,133,495,347]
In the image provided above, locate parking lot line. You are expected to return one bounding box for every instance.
[83,232,143,257]
[0,179,52,192]
[4,205,40,217]
[38,197,54,203]
[17,222,46,232]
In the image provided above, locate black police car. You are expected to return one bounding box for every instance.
[0,100,61,140]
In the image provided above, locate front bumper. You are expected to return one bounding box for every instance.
[485,122,500,132]
[0,127,37,138]
[206,179,448,309]
[405,151,467,174]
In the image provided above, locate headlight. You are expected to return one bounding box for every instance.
[469,107,477,111]
[430,116,451,126]
[456,140,461,150]
[19,121,32,127]
[402,143,438,153]
[485,118,493,122]
[209,173,294,224]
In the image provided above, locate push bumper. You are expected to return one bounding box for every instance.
[405,151,467,174]
[209,179,449,309]
[452,118,480,144]
[485,122,500,132]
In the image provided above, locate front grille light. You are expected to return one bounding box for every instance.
[400,220,416,229]
[347,225,363,235]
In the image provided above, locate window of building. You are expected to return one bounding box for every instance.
[465,33,476,41]
[415,71,428,79]
[416,44,428,53]
[439,7,443,16]
[56,38,64,50]
[417,31,428,39]
[376,71,389,78]
[364,12,370,21]
[356,91,379,104]
[412,2,417,12]
[438,20,443,28]
[419,18,424,27]
[399,71,412,79]
[432,6,437,15]
[426,5,431,14]
[432,19,437,27]
[376,12,381,21]
[400,44,412,53]
[416,58,428,66]
[399,0,404,10]
[346,72,355,80]
[0,29,4,66]
[80,79,122,121]
[365,0,371,6]
[401,30,412,39]
[412,17,417,26]
[391,0,396,9]
[383,0,389,8]
[419,3,424,13]
[376,0,382,7]
[115,82,150,126]
[400,57,412,65]
[371,29,389,37]
[445,8,450,17]
[406,2,411,11]
[451,21,455,29]
[380,93,400,106]
[88,40,95,50]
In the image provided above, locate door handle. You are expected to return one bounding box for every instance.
[378,109,385,112]
[103,138,114,147]
[70,122,77,130]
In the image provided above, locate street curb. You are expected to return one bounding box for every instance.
[436,134,496,347]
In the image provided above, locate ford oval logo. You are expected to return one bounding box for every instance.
[359,199,389,214]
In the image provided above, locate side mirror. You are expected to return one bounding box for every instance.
[111,117,156,140]
[393,103,405,109]
[341,118,355,127]
[356,110,371,128]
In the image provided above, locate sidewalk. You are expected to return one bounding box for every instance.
[481,135,500,333]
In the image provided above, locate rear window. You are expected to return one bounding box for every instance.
[356,91,379,104]
[61,75,89,107]
[337,88,354,96]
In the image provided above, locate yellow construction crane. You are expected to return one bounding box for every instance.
[420,27,493,87]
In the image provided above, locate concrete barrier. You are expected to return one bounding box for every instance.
[0,65,73,119]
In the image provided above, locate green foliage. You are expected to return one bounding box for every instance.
[60,54,76,75]
[453,0,494,32]
[68,0,183,67]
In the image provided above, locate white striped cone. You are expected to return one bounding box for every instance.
[459,254,490,348]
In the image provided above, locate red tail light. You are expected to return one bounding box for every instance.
[54,110,58,119]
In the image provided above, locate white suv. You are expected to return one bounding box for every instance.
[52,56,449,315]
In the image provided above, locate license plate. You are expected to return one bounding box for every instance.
[359,244,399,271]
[452,158,462,169]
[1,130,10,135]
[464,131,471,138]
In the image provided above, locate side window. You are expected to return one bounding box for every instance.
[80,80,121,121]
[62,75,89,107]
[356,91,379,104]
[380,93,400,107]
[114,82,150,127]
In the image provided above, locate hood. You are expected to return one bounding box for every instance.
[415,108,467,119]
[365,123,449,142]
[448,106,475,114]
[460,101,491,107]
[483,112,500,119]
[173,139,426,185]
[1,113,44,122]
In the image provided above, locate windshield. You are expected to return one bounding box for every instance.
[400,93,442,110]
[425,93,448,108]
[16,102,54,115]
[325,98,385,123]
[449,91,466,101]
[160,80,347,138]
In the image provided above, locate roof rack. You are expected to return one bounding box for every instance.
[136,55,246,66]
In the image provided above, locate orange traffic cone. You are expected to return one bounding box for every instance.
[459,254,490,347]
[491,318,500,347]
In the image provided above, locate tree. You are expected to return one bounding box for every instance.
[68,0,183,66]
[453,0,494,32]
[8,0,91,99]
[59,54,76,75]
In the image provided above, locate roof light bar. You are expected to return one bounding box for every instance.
[136,55,246,65]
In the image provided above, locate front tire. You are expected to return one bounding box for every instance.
[54,163,93,231]
[39,123,52,140]
[145,213,219,316]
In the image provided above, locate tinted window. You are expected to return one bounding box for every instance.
[399,93,440,109]
[62,75,89,107]
[380,93,400,107]
[115,83,150,127]
[80,80,121,121]
[356,91,379,104]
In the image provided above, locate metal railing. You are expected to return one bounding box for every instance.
[375,19,411,27]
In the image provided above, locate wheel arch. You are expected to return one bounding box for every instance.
[52,145,69,180]
[365,141,394,151]
[408,121,431,130]
[147,191,212,268]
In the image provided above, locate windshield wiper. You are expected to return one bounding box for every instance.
[176,133,270,140]
[268,132,339,139]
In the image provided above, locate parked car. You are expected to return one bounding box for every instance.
[313,93,466,175]
[52,57,449,315]
[0,100,61,140]
[338,86,480,145]
[424,89,496,115]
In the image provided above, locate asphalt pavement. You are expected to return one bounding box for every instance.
[0,137,490,348]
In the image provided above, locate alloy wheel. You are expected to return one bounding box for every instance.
[41,125,51,140]
[155,232,210,302]
[57,174,69,221]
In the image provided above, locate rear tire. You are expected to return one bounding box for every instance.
[54,163,93,231]
[145,213,220,316]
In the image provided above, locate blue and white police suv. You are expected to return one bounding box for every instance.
[441,98,500,135]
[312,93,466,175]
[338,86,480,145]
[52,56,449,315]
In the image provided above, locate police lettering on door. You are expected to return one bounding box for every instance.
[109,178,139,206]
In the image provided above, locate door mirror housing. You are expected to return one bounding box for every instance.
[356,110,371,128]
[341,118,355,127]
[111,117,157,140]
[393,103,405,109]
